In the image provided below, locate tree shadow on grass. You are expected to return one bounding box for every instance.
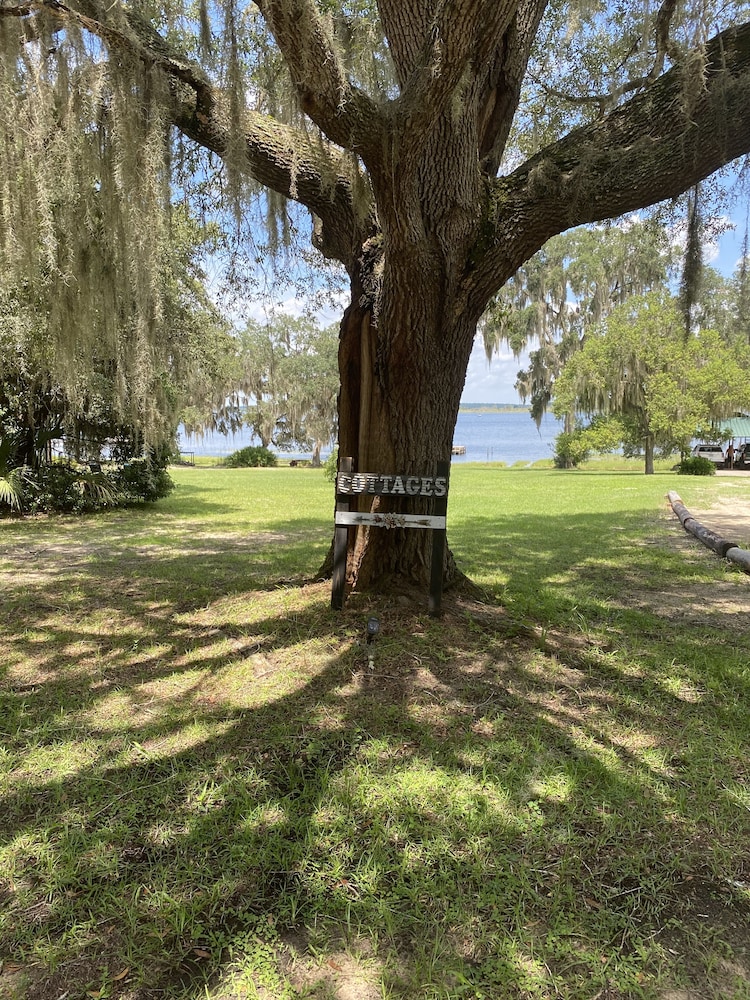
[0,506,749,999]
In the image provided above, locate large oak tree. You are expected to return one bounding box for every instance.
[2,0,750,593]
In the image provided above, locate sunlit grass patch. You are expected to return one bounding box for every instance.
[1,466,749,999]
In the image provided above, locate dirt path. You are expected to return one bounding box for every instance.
[680,484,750,550]
[643,479,750,627]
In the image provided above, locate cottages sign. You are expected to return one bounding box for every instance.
[331,457,450,616]
[336,472,448,498]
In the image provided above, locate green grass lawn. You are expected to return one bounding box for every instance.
[0,464,748,1000]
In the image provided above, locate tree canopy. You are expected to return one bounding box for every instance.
[3,0,750,590]
[481,219,679,428]
[0,206,236,467]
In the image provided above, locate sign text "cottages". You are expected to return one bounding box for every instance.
[336,473,448,497]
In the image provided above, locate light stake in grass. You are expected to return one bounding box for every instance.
[366,616,380,670]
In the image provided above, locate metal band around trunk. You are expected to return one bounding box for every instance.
[334,511,446,530]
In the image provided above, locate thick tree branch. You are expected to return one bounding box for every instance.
[468,21,750,315]
[377,0,432,88]
[254,0,384,160]
[376,0,428,86]
[649,0,681,82]
[1,0,372,265]
[390,0,518,146]
[171,96,373,266]
[403,0,516,102]
[475,0,549,174]
[118,5,366,243]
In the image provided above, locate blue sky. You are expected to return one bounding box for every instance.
[461,336,522,405]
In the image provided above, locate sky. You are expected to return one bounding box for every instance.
[461,336,522,405]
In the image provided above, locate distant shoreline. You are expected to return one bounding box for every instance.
[458,403,529,414]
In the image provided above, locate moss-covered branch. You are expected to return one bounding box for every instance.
[469,21,750,314]
[1,0,373,264]
[171,97,373,264]
[254,0,384,160]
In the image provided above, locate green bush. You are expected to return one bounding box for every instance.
[109,457,176,503]
[676,455,716,476]
[0,464,28,512]
[553,431,591,469]
[21,463,116,514]
[322,448,338,483]
[223,445,277,468]
[1,458,175,514]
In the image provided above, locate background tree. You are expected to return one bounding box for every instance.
[696,238,750,346]
[551,294,750,473]
[192,315,339,464]
[3,0,750,592]
[279,322,339,466]
[678,184,705,333]
[481,219,678,435]
[0,207,235,469]
[234,321,288,450]
[735,221,750,344]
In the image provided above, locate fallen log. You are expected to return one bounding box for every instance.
[666,492,693,528]
[666,490,741,559]
[725,546,750,572]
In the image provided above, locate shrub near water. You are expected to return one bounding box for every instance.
[108,457,176,502]
[223,445,278,468]
[553,430,591,468]
[676,455,716,476]
[1,458,175,514]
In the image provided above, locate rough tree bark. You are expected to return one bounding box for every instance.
[644,433,656,476]
[334,260,477,591]
[4,0,750,595]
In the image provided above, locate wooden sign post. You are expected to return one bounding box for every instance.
[331,458,450,616]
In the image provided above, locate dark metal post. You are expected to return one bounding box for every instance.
[331,456,353,610]
[428,459,450,617]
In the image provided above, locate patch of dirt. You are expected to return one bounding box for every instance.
[0,954,122,1000]
[235,930,385,1000]
[618,574,750,627]
[686,494,750,549]
[0,532,291,587]
[643,494,750,625]
[658,875,750,1000]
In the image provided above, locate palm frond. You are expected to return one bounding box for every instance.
[0,466,27,511]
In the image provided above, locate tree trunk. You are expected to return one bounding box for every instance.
[333,265,477,595]
[644,433,655,474]
[19,424,37,469]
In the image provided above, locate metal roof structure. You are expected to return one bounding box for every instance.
[716,416,750,439]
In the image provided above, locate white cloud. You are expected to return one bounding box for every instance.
[461,334,529,404]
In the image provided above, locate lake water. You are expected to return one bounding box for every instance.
[179,409,563,466]
[450,410,562,465]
